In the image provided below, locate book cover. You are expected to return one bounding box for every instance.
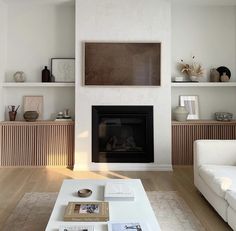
[108,221,149,231]
[104,183,134,201]
[64,202,109,222]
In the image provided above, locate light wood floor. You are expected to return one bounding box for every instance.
[0,167,232,231]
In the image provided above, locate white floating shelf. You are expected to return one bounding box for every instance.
[0,82,75,87]
[171,82,236,87]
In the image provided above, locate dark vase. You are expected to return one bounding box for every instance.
[9,111,17,121]
[42,66,51,82]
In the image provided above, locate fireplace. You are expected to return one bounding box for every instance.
[92,106,154,163]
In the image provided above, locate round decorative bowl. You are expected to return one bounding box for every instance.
[23,111,39,122]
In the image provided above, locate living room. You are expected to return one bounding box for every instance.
[0,0,236,230]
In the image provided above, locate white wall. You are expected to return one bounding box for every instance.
[0,1,7,121]
[6,3,75,82]
[1,2,75,120]
[75,0,172,171]
[172,5,236,119]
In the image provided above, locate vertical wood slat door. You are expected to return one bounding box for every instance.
[0,121,74,167]
[172,121,236,165]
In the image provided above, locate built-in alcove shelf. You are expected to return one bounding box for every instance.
[172,120,236,125]
[171,82,236,87]
[0,120,74,125]
[0,82,75,88]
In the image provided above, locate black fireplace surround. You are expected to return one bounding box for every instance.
[92,106,154,163]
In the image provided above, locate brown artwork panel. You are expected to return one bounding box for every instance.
[85,43,161,86]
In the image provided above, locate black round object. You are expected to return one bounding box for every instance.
[217,66,231,81]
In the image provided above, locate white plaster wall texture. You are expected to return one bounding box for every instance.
[75,0,172,171]
[171,5,236,120]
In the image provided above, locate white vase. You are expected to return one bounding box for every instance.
[174,106,189,122]
[189,76,199,82]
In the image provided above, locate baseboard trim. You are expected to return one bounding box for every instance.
[73,163,173,171]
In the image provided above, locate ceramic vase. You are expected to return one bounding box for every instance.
[174,106,189,122]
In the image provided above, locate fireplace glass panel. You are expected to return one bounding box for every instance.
[92,106,154,163]
[99,116,146,153]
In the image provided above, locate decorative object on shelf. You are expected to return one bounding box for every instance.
[51,58,75,82]
[180,56,204,82]
[55,109,72,121]
[23,96,43,120]
[217,66,231,82]
[221,72,230,82]
[173,106,189,122]
[210,68,220,82]
[13,71,26,82]
[77,189,92,197]
[42,66,51,82]
[174,76,188,82]
[180,95,199,120]
[215,112,233,121]
[23,111,39,122]
[8,105,20,121]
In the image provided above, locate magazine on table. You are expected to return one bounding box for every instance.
[59,225,94,231]
[108,221,149,231]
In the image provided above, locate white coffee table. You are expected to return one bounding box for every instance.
[46,179,161,231]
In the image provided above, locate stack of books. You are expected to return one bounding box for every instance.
[104,182,135,201]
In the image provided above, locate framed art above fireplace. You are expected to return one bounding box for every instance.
[84,42,161,86]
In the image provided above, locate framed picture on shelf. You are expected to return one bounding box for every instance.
[51,58,75,82]
[180,95,199,120]
[23,95,43,120]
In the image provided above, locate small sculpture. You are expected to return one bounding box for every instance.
[13,71,26,82]
[220,72,230,82]
[8,105,20,121]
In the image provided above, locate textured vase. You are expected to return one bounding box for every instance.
[23,111,39,122]
[174,106,189,122]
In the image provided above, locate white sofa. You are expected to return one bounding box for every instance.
[194,140,236,230]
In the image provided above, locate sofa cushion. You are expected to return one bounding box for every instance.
[226,191,236,212]
[199,165,236,198]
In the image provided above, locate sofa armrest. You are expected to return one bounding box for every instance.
[194,140,236,170]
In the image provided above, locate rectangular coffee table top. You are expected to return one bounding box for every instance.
[46,179,161,231]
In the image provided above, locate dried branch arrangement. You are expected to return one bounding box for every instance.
[180,56,204,77]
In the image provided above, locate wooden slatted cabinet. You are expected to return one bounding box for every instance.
[0,121,74,167]
[172,120,236,165]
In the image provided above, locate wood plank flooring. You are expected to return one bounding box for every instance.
[0,167,232,231]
